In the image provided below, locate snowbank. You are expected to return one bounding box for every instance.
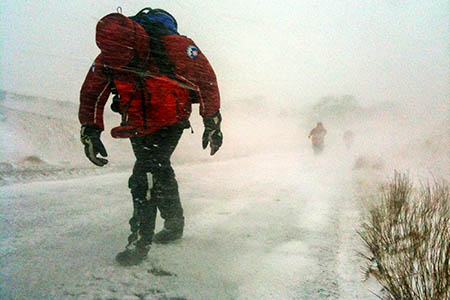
[0,89,448,299]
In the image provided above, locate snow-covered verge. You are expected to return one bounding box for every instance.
[0,90,304,186]
[0,90,448,299]
[1,89,447,186]
[2,150,381,300]
[0,90,136,185]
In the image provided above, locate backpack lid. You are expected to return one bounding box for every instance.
[131,8,178,35]
[96,13,150,68]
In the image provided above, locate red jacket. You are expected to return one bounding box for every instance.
[79,31,220,136]
[309,124,327,145]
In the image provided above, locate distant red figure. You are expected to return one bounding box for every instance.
[308,122,327,154]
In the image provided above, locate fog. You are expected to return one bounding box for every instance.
[0,89,448,298]
[1,0,448,195]
[0,1,449,299]
[1,1,449,110]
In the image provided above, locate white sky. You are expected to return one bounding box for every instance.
[0,0,449,109]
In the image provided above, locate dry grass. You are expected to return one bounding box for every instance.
[358,171,449,300]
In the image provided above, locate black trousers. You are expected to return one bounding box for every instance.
[312,143,324,154]
[127,123,186,247]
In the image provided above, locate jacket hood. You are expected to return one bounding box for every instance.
[96,13,150,68]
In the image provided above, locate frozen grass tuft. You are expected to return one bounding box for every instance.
[358,171,449,300]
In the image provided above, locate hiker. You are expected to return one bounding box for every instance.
[78,8,222,265]
[308,122,327,154]
[343,130,354,149]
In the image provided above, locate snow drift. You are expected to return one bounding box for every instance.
[0,89,448,299]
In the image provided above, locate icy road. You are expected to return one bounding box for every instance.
[1,150,381,300]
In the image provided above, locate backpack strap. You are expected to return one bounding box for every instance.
[103,65,142,128]
[103,66,121,113]
[138,77,149,129]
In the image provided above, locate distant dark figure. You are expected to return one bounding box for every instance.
[308,122,327,154]
[343,130,354,149]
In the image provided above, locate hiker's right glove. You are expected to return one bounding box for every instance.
[80,125,109,167]
[202,111,223,156]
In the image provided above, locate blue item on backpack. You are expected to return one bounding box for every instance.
[132,8,178,35]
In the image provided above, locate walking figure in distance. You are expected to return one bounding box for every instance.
[308,122,327,154]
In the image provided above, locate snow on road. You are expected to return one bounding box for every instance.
[1,148,380,300]
[4,90,446,299]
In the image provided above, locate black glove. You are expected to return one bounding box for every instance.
[80,125,108,167]
[202,111,223,156]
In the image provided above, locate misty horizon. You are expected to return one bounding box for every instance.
[1,1,448,111]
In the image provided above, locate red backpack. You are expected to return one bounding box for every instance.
[95,12,194,138]
[110,75,193,138]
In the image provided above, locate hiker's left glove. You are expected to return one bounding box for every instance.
[202,111,223,156]
[80,125,109,167]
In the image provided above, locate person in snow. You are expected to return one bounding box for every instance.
[78,8,222,266]
[308,122,327,154]
[343,130,354,149]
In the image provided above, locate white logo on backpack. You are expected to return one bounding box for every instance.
[186,45,199,59]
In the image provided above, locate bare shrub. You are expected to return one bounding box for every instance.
[358,171,449,300]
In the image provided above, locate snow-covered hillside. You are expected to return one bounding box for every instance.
[0,90,307,185]
[2,90,447,185]
[0,90,448,299]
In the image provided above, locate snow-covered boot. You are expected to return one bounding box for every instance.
[153,217,184,244]
[115,233,150,266]
[115,244,149,266]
